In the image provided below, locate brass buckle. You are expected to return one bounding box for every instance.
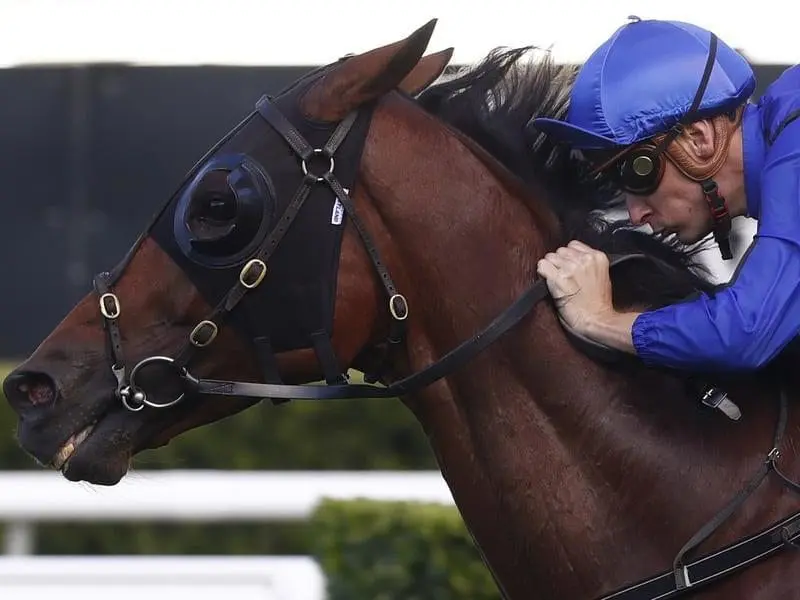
[189,320,219,347]
[239,259,267,289]
[99,293,121,319]
[389,294,408,321]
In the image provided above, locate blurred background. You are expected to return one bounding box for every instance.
[0,1,793,598]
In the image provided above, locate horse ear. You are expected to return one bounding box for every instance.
[397,47,453,96]
[301,19,438,121]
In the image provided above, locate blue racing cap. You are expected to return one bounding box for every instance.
[530,18,756,150]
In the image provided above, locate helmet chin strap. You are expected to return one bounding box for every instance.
[700,178,733,260]
[659,110,742,262]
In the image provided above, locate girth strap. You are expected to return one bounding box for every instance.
[600,509,800,600]
[597,390,800,600]
[672,391,788,589]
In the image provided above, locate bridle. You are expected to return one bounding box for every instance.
[92,85,800,599]
[93,93,408,412]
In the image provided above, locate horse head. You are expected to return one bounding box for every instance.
[1,20,456,485]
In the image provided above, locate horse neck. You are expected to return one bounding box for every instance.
[358,95,800,599]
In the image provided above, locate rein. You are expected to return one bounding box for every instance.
[178,254,641,401]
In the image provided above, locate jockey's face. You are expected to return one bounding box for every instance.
[618,117,745,244]
[624,159,715,244]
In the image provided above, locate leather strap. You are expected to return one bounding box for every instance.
[599,508,800,599]
[311,330,347,384]
[598,390,800,600]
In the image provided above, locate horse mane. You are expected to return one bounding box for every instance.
[415,46,720,312]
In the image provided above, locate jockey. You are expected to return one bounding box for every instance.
[530,17,800,372]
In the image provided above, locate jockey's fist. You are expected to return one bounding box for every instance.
[536,240,614,333]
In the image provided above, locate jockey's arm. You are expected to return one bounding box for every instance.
[629,119,800,371]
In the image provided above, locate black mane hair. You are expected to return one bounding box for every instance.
[416,47,720,309]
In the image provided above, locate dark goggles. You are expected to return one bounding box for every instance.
[611,143,667,196]
[587,141,667,196]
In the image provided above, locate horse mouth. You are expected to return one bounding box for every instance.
[50,404,138,485]
[52,422,95,471]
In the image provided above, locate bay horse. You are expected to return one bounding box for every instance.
[4,19,800,600]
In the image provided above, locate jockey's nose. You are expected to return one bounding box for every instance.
[3,369,58,414]
[625,195,653,227]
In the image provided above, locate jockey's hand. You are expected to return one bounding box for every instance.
[536,240,615,333]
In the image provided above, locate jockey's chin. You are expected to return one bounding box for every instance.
[676,229,705,245]
[672,218,716,246]
[675,223,714,245]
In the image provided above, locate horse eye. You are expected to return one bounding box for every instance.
[196,194,236,224]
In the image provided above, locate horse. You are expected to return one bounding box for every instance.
[4,19,800,600]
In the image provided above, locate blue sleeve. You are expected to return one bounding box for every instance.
[631,123,800,371]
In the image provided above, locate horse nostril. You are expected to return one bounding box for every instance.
[2,370,58,412]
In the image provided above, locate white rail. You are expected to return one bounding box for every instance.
[0,555,325,600]
[0,470,455,555]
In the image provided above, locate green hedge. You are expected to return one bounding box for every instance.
[310,499,501,600]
